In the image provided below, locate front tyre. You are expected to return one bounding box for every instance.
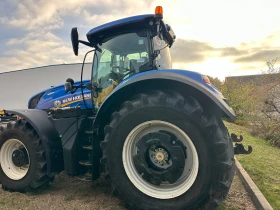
[101,90,235,210]
[0,120,53,192]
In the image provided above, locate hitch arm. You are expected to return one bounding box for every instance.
[231,133,253,155]
[234,143,252,155]
[231,133,243,142]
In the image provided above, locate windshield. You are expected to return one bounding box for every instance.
[92,31,151,88]
[153,36,172,69]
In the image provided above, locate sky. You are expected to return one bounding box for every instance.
[0,0,280,81]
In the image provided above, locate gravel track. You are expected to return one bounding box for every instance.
[0,171,256,210]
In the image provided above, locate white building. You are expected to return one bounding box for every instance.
[0,63,92,109]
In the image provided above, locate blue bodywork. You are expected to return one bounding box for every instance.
[28,80,92,110]
[28,70,225,111]
[119,69,224,98]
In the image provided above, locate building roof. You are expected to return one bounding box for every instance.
[225,73,280,86]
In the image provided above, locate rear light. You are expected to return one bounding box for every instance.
[202,76,211,84]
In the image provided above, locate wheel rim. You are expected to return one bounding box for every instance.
[0,139,30,180]
[122,120,199,199]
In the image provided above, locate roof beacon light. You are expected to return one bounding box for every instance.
[155,6,163,19]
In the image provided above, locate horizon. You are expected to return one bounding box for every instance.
[0,62,274,82]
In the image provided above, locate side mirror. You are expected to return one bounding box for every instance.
[71,27,79,56]
[64,82,72,93]
[66,78,74,86]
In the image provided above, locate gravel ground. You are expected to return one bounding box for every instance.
[0,171,256,210]
[221,172,256,210]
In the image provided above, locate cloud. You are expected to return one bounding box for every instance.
[170,39,217,63]
[220,47,248,57]
[6,1,63,30]
[217,31,280,64]
[0,30,83,73]
[2,0,153,31]
[0,0,155,72]
[1,1,85,30]
[0,17,8,24]
[234,50,280,63]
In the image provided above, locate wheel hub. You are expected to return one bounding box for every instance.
[155,150,166,161]
[12,149,28,167]
[133,131,186,185]
[149,147,170,169]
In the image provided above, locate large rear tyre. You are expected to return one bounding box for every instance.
[100,90,235,210]
[0,120,53,192]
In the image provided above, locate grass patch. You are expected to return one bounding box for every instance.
[225,121,280,209]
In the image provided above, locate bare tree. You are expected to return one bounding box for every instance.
[251,58,280,147]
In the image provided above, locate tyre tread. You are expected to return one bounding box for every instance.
[100,90,235,210]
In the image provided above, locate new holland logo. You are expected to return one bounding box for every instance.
[54,100,62,108]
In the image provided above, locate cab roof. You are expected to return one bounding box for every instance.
[86,14,154,38]
[86,14,175,46]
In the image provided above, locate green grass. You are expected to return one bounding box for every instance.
[224,121,280,210]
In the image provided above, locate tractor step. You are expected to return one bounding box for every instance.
[79,160,92,167]
[85,130,93,134]
[87,116,96,120]
[82,145,93,150]
[77,174,92,182]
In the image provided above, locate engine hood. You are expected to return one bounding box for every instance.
[28,80,92,110]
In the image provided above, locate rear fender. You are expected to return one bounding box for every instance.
[94,70,236,131]
[4,109,64,176]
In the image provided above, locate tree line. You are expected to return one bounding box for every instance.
[209,59,280,147]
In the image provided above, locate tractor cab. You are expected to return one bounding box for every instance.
[69,8,176,107]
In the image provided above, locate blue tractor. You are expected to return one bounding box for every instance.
[0,7,248,210]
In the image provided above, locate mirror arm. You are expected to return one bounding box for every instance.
[95,45,102,53]
[79,40,92,47]
[78,40,102,53]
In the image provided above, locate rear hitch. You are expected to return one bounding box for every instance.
[234,143,252,155]
[231,133,243,142]
[231,133,253,155]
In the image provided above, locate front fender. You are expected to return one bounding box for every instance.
[94,70,235,128]
[4,109,64,175]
